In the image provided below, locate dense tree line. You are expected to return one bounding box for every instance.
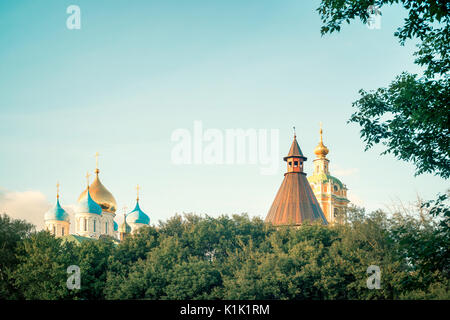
[0,198,448,300]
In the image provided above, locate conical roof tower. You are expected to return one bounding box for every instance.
[265,132,328,226]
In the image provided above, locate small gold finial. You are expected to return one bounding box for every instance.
[95,152,100,174]
[293,126,296,138]
[136,184,140,201]
[56,181,60,199]
[122,206,128,219]
[319,122,323,142]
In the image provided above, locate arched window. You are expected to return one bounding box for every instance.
[84,218,87,231]
[105,222,108,234]
[53,225,56,235]
[62,227,65,236]
[94,220,96,232]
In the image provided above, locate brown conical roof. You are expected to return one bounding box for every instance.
[283,136,306,160]
[266,134,327,226]
[265,172,327,226]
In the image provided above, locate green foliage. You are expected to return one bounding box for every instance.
[0,214,34,299]
[1,208,448,300]
[75,238,116,300]
[317,0,450,179]
[10,231,78,300]
[349,73,449,178]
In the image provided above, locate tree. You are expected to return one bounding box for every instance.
[75,238,116,300]
[317,0,450,179]
[10,231,78,300]
[0,214,34,299]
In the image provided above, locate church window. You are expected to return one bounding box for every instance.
[105,222,108,234]
[53,226,56,235]
[84,218,87,231]
[62,227,65,236]
[294,161,298,166]
[94,220,96,232]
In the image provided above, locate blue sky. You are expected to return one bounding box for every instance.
[0,0,446,228]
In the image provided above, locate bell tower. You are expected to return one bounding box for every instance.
[308,124,350,224]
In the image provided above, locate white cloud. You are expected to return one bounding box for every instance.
[0,189,82,232]
[0,189,51,230]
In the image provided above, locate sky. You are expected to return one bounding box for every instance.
[0,0,447,230]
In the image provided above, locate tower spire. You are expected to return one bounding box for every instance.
[319,122,323,143]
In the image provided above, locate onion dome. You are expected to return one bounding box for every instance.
[126,185,150,225]
[119,214,132,233]
[113,221,118,232]
[314,124,329,159]
[45,198,70,222]
[126,201,150,225]
[45,185,70,222]
[78,154,117,213]
[77,174,102,215]
[76,188,102,215]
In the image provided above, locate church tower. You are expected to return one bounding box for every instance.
[307,124,350,224]
[44,182,70,237]
[265,132,328,226]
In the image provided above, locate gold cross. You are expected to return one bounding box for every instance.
[136,184,140,201]
[293,126,296,137]
[122,206,128,218]
[56,181,60,199]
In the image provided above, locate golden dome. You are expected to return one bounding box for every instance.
[314,124,329,158]
[78,169,117,213]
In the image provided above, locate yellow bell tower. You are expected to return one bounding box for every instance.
[307,124,350,224]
